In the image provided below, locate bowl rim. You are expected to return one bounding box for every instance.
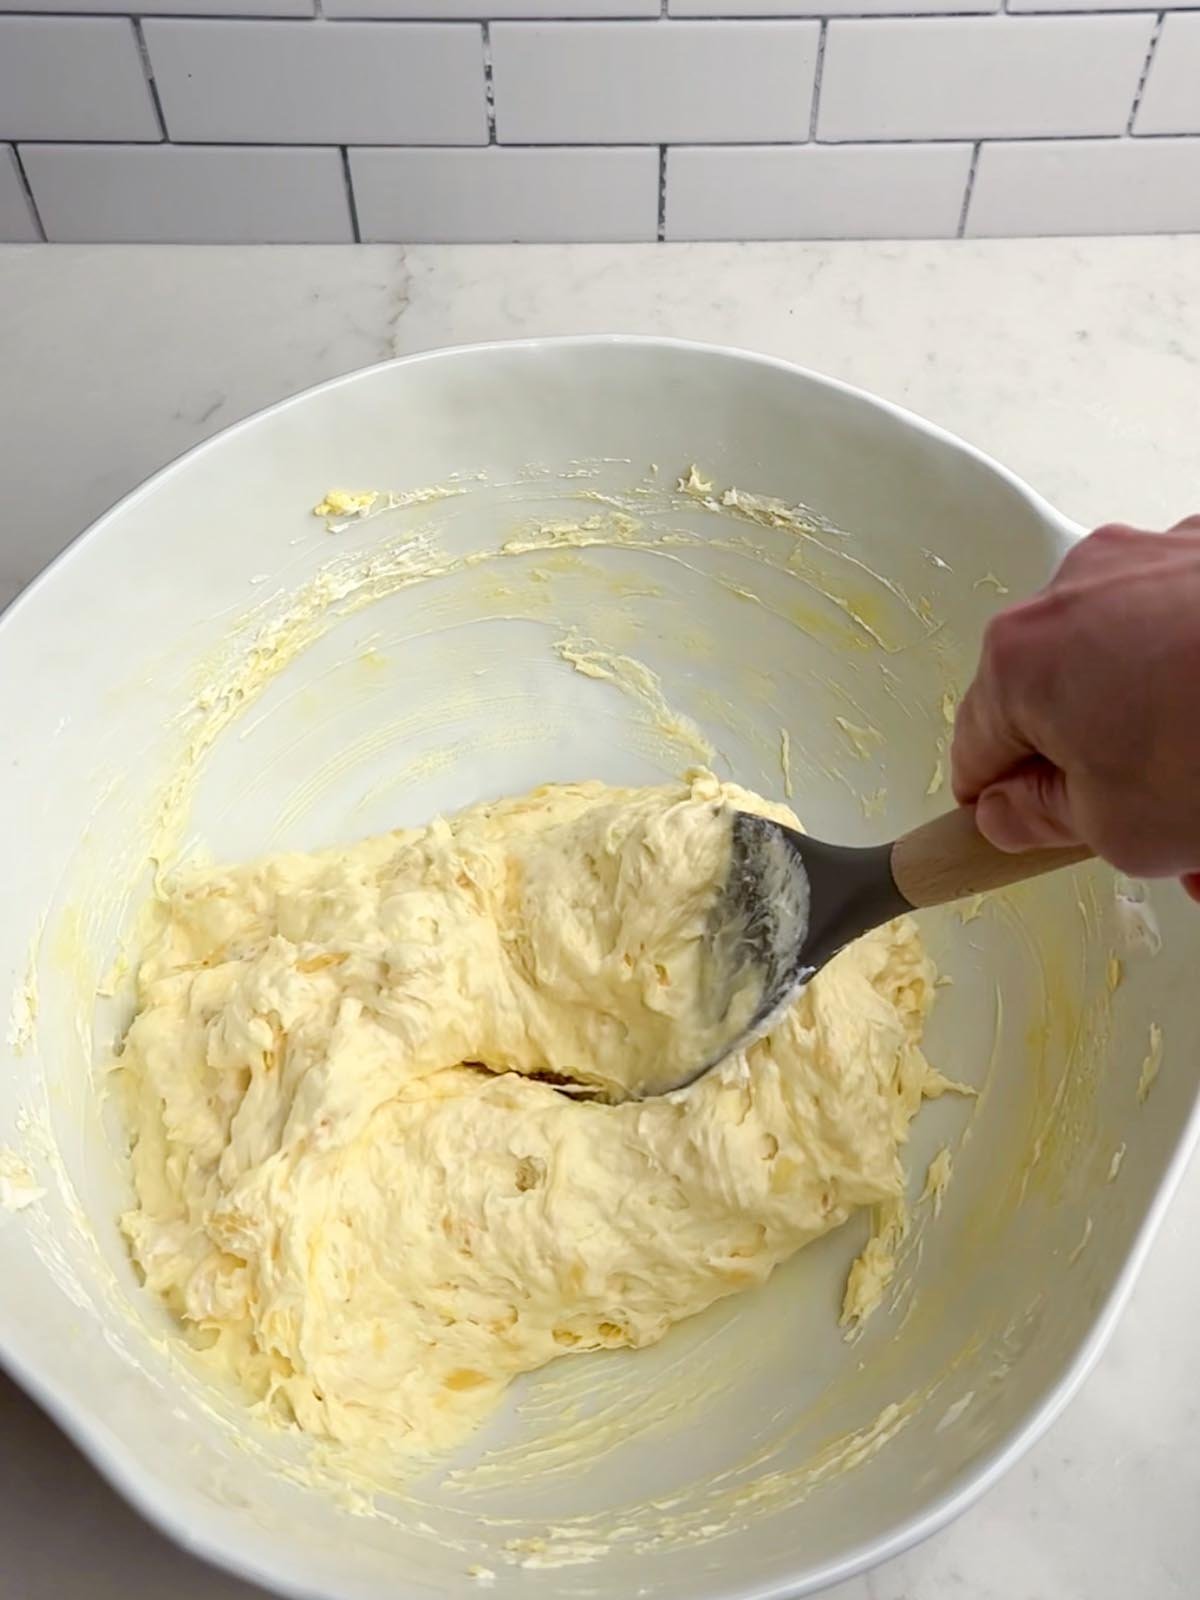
[3,333,1190,1600]
[2,332,1083,642]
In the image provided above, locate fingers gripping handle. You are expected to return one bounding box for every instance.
[890,805,1093,911]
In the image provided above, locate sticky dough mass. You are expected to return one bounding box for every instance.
[121,773,945,1455]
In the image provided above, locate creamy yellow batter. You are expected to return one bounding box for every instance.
[120,772,946,1457]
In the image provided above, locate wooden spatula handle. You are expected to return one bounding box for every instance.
[890,805,1093,910]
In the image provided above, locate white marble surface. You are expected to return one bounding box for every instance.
[1,239,1198,1599]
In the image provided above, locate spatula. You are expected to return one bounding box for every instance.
[654,805,1091,1097]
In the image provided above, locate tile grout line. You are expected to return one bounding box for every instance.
[656,143,667,241]
[9,7,1200,20]
[16,133,1200,150]
[340,146,360,241]
[1126,10,1166,135]
[482,21,497,146]
[11,146,46,243]
[12,133,1200,152]
[132,18,168,141]
[808,19,827,142]
[956,138,982,236]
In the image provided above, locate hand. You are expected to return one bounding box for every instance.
[950,517,1200,901]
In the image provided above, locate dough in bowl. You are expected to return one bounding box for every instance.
[120,772,948,1456]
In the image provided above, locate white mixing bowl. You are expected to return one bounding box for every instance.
[0,338,1194,1600]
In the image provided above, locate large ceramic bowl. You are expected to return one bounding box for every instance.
[0,338,1193,1600]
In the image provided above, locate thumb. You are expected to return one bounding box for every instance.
[975,763,1080,853]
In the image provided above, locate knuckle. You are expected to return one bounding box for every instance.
[981,611,1016,670]
[1056,523,1132,581]
[980,606,1036,686]
[1088,521,1140,545]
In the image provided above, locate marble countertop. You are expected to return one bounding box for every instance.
[1,239,1197,1600]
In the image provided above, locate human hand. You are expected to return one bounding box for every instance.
[950,517,1200,901]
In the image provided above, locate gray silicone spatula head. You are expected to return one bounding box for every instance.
[650,805,1093,1098]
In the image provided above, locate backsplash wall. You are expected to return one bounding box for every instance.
[1,5,1198,243]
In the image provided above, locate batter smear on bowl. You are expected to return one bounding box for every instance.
[120,771,951,1456]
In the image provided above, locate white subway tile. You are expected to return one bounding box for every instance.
[329,1,655,14]
[1009,0,1171,12]
[144,19,486,145]
[968,137,1200,235]
[492,20,818,144]
[818,16,1154,143]
[0,18,160,142]
[666,142,971,239]
[22,143,352,242]
[351,146,658,240]
[0,0,312,14]
[672,0,994,12]
[1135,14,1200,136]
[0,145,39,241]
